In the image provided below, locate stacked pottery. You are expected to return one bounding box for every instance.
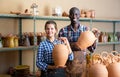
[76,30,97,50]
[52,44,69,66]
[88,51,120,77]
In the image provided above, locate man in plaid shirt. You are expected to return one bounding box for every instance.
[58,7,97,77]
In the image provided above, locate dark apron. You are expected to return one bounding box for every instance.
[65,51,87,77]
[40,68,65,77]
[40,63,66,77]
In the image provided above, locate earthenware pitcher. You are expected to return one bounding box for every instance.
[52,44,69,66]
[76,30,97,50]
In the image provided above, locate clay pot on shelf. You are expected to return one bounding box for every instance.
[107,62,120,77]
[89,63,108,77]
[116,32,120,41]
[76,31,97,50]
[29,32,34,45]
[90,10,95,18]
[14,36,19,47]
[86,11,91,18]
[81,9,86,14]
[37,32,42,45]
[52,44,69,66]
[8,36,15,48]
[62,11,69,17]
[80,14,86,18]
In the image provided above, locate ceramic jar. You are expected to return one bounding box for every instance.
[89,63,108,77]
[90,10,95,18]
[14,36,19,47]
[76,31,97,50]
[86,11,91,18]
[107,62,120,77]
[52,44,69,66]
[8,36,15,48]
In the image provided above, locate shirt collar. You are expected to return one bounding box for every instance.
[70,24,81,32]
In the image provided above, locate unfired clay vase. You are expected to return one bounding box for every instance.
[52,44,69,66]
[89,63,108,77]
[107,62,120,77]
[76,31,97,50]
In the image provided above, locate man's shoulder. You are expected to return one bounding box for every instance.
[60,25,70,30]
[79,24,89,30]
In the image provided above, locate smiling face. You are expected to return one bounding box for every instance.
[45,21,58,38]
[69,7,80,25]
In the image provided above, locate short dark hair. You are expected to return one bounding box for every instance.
[69,7,80,15]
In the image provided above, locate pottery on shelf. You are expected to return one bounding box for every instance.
[52,44,69,66]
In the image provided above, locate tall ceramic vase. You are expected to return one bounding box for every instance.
[76,31,97,50]
[52,44,69,66]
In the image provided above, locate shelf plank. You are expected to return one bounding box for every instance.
[98,42,120,45]
[0,46,35,52]
[92,18,120,22]
[0,14,120,22]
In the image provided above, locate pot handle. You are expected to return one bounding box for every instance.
[92,54,102,64]
[101,51,111,66]
[111,51,118,56]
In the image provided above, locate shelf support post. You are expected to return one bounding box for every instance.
[113,21,116,51]
[18,18,22,65]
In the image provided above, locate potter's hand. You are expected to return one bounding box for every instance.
[88,28,99,53]
[87,40,97,53]
[47,65,57,69]
[56,65,66,68]
[47,65,66,69]
[59,37,69,45]
[59,37,72,54]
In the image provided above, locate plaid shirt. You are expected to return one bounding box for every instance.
[58,24,88,42]
[36,39,74,71]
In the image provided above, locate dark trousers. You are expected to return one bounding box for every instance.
[40,68,66,77]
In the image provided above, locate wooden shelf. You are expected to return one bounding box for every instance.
[0,46,35,52]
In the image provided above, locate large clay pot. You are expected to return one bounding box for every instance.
[76,31,97,50]
[89,63,108,77]
[107,62,120,77]
[52,44,69,66]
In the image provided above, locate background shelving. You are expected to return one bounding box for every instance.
[0,14,120,75]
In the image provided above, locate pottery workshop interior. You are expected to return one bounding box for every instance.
[0,0,120,77]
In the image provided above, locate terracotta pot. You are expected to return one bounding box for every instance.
[107,62,120,77]
[86,11,91,18]
[89,63,108,77]
[52,44,69,66]
[76,31,97,50]
[80,14,86,18]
